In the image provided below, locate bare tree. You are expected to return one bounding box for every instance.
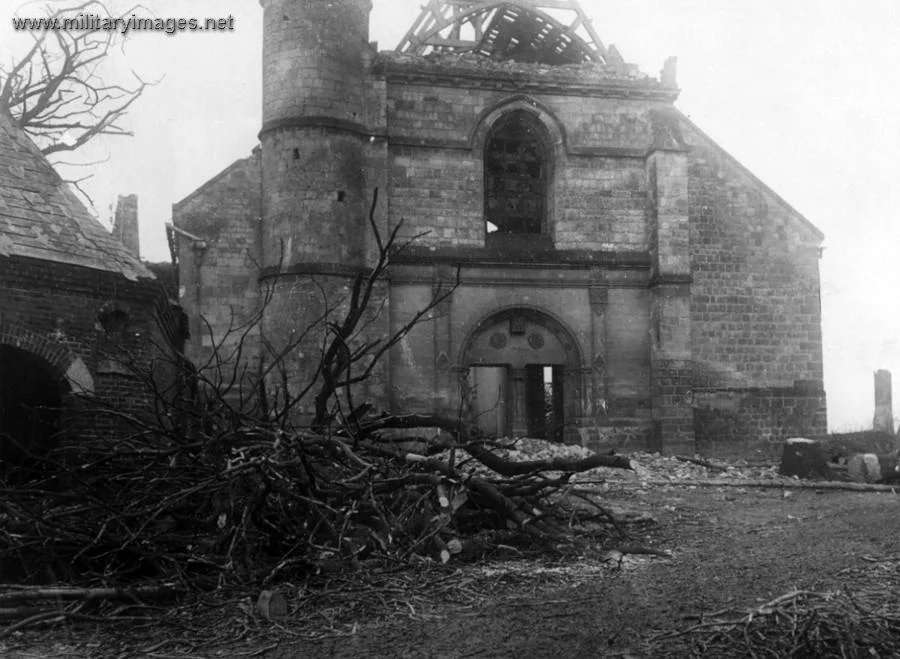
[1,1,149,157]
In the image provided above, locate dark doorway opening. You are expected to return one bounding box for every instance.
[525,364,564,441]
[0,346,63,463]
[468,365,508,437]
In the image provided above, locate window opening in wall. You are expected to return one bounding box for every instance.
[484,111,547,237]
[99,309,129,335]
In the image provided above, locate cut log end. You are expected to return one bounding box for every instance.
[256,590,288,620]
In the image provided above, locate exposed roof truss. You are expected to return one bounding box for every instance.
[395,0,608,65]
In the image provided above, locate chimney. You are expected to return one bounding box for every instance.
[873,369,894,435]
[112,194,140,258]
[661,56,678,88]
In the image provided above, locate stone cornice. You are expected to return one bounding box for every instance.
[392,245,651,269]
[258,262,369,282]
[259,116,388,141]
[377,60,679,102]
[648,272,693,288]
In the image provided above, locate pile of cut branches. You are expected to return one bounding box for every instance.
[1,191,645,641]
[0,414,633,592]
[646,587,900,658]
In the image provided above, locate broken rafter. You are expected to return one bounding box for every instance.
[394,0,608,65]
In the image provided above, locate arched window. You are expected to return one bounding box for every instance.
[484,110,549,239]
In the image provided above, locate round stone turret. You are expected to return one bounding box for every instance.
[257,0,383,418]
[261,0,371,129]
[259,0,373,271]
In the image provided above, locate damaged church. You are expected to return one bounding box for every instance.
[173,0,827,459]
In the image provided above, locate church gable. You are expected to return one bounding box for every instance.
[680,114,823,246]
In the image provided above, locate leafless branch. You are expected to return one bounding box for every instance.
[2,1,155,157]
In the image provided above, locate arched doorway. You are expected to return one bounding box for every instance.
[0,346,65,463]
[459,308,582,440]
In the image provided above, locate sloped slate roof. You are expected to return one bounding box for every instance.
[0,110,153,281]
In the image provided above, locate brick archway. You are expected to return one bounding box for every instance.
[0,322,93,395]
[0,324,78,463]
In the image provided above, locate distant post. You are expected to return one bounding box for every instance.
[873,369,894,435]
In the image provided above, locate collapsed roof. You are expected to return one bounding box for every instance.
[395,0,609,66]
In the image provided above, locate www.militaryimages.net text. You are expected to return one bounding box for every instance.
[12,13,235,35]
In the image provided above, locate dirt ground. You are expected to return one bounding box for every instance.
[268,484,899,658]
[3,482,899,658]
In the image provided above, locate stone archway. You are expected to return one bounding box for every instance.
[459,307,583,441]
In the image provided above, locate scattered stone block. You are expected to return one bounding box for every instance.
[847,452,900,484]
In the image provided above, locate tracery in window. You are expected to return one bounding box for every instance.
[484,111,548,237]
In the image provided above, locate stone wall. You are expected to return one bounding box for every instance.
[173,152,262,365]
[173,41,828,457]
[684,118,824,390]
[387,262,653,441]
[382,67,669,251]
[694,384,828,461]
[682,116,826,456]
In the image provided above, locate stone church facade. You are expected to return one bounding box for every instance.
[173,0,826,459]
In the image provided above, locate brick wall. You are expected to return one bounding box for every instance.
[0,255,170,448]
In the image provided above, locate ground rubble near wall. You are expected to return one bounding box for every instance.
[433,438,900,498]
[436,437,799,485]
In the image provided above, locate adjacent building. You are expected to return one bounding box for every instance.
[0,110,175,463]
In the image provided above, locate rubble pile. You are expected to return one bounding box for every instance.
[436,438,782,485]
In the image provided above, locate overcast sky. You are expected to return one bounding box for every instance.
[3,0,899,432]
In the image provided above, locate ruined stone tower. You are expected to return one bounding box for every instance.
[258,0,379,413]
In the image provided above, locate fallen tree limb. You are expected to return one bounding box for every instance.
[631,478,900,492]
[465,442,633,476]
[0,585,180,605]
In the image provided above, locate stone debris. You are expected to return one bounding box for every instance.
[436,437,781,485]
